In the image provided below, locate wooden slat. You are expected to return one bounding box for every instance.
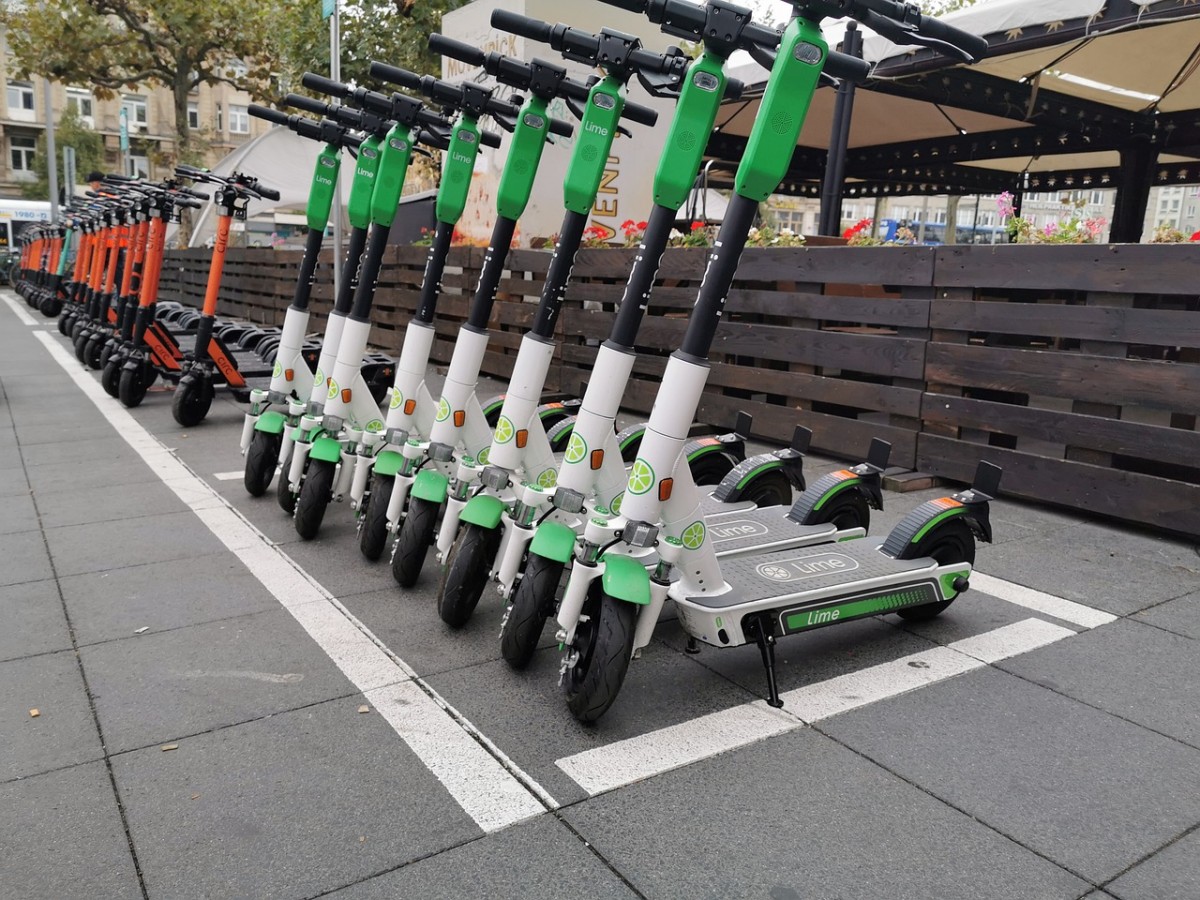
[931,299,1200,347]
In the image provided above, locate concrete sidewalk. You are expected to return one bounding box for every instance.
[2,290,1198,900]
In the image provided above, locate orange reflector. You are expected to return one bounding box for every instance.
[341,388,352,404]
[453,410,465,427]
[516,429,528,449]
[590,449,604,470]
[833,469,856,480]
[403,399,416,415]
[284,369,294,381]
[659,477,673,502]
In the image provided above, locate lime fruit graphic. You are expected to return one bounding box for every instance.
[681,520,706,550]
[436,397,450,422]
[537,469,557,489]
[494,416,515,444]
[628,459,654,495]
[564,432,587,464]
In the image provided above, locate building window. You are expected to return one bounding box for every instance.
[216,104,223,132]
[187,101,200,130]
[122,94,148,127]
[7,80,34,112]
[65,87,95,126]
[127,154,150,179]
[229,104,249,134]
[9,134,37,179]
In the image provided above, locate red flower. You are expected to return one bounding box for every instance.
[620,219,636,230]
[690,221,705,232]
[636,221,648,230]
[1190,230,1200,242]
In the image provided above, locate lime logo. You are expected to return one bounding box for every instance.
[365,419,384,433]
[327,378,338,400]
[610,492,623,515]
[436,397,450,422]
[628,459,655,495]
[681,520,706,550]
[536,469,557,489]
[389,390,403,410]
[477,447,490,465]
[494,416,515,444]
[314,369,323,388]
[564,432,587,464]
[272,361,282,378]
[755,551,860,584]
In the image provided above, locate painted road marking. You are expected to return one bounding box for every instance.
[212,470,245,481]
[970,572,1118,629]
[557,618,1077,796]
[7,297,39,326]
[15,308,556,833]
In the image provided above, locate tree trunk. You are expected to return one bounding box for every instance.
[172,62,194,247]
[944,195,961,245]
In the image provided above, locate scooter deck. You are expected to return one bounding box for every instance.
[686,540,931,609]
[702,504,838,556]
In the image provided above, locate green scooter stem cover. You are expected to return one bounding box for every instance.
[563,76,625,216]
[436,118,482,225]
[734,17,827,202]
[654,52,727,210]
[347,136,384,230]
[56,229,74,277]
[496,95,551,221]
[307,144,342,232]
[370,125,418,227]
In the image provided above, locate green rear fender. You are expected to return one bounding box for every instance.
[460,493,506,529]
[411,469,449,504]
[253,410,288,435]
[601,554,651,606]
[529,520,577,564]
[309,435,343,464]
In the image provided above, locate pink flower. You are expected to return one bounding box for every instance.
[996,191,1015,220]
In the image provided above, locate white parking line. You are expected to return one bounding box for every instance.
[212,470,245,481]
[971,572,1117,628]
[17,310,555,833]
[557,618,1077,796]
[6,296,39,326]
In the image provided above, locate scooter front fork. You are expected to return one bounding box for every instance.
[632,575,672,657]
[436,488,470,562]
[495,522,534,599]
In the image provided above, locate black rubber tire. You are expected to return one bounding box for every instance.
[294,458,336,540]
[392,496,438,588]
[894,519,976,621]
[98,340,115,372]
[73,328,90,362]
[171,376,214,427]
[808,487,870,530]
[501,553,565,670]
[70,318,86,344]
[737,469,793,509]
[437,523,502,628]
[277,444,298,515]
[244,429,282,497]
[688,453,736,489]
[565,583,638,723]
[83,333,104,370]
[101,357,122,398]
[358,473,394,562]
[58,313,72,336]
[40,296,62,317]
[117,364,150,408]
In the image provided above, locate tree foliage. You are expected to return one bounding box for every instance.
[22,109,106,202]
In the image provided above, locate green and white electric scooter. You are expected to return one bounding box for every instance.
[239,105,365,496]
[352,42,579,562]
[285,71,510,538]
[547,0,992,722]
[390,16,686,590]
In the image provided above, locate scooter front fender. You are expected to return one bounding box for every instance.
[459,493,507,530]
[529,520,578,565]
[601,554,652,606]
[411,469,449,504]
[309,435,343,465]
[253,410,288,435]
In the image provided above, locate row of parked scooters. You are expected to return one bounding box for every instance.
[14,0,998,723]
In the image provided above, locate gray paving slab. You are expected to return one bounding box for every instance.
[20,435,137,468]
[1000,618,1200,748]
[0,578,72,663]
[0,485,39,534]
[426,641,762,806]
[978,534,1196,616]
[0,761,142,900]
[60,551,282,645]
[0,437,23,471]
[0,464,30,495]
[1060,521,1200,574]
[44,509,224,577]
[2,650,103,781]
[1135,590,1200,640]
[326,815,638,900]
[26,456,156,495]
[33,478,185,529]
[821,666,1200,884]
[0,527,54,586]
[1107,827,1200,900]
[112,697,481,900]
[8,416,118,447]
[81,607,357,753]
[562,727,1089,900]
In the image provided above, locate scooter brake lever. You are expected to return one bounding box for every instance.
[748,42,776,71]
[491,112,518,133]
[616,123,633,139]
[564,96,586,122]
[636,66,683,99]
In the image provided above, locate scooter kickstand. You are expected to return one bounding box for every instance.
[747,615,784,709]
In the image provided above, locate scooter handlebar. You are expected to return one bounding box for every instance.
[480,129,503,149]
[282,93,330,117]
[255,185,281,201]
[491,9,552,44]
[621,99,658,127]
[249,104,292,127]
[549,116,574,138]
[428,33,485,68]
[825,50,872,83]
[369,61,422,93]
[301,72,351,98]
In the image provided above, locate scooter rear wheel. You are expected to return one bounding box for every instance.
[392,497,438,588]
[501,553,564,670]
[437,523,502,628]
[894,519,975,621]
[357,474,393,561]
[172,376,215,427]
[277,444,298,515]
[294,458,335,540]
[244,430,282,497]
[688,452,737,489]
[564,583,637,723]
[737,469,793,509]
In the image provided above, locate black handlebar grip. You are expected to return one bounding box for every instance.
[597,0,647,10]
[369,61,422,91]
[480,129,503,149]
[549,116,573,138]
[184,188,211,200]
[249,104,291,127]
[491,9,552,43]
[301,72,350,98]
[917,13,988,59]
[284,93,330,116]
[428,33,485,67]
[824,50,872,83]
[629,47,679,75]
[255,185,281,201]
[724,77,745,102]
[621,99,658,127]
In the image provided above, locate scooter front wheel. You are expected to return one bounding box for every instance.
[244,430,282,497]
[117,365,151,408]
[83,333,105,370]
[277,444,298,515]
[101,357,122,398]
[172,376,215,427]
[501,553,564,669]
[392,497,438,588]
[894,519,975,621]
[564,583,637,723]
[294,458,336,540]
[437,523,502,627]
[357,474,394,562]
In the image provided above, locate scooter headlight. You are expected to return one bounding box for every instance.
[623,520,659,549]
[552,486,585,514]
[481,466,510,492]
[385,427,409,446]
[267,389,288,405]
[428,441,455,463]
[322,414,344,433]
